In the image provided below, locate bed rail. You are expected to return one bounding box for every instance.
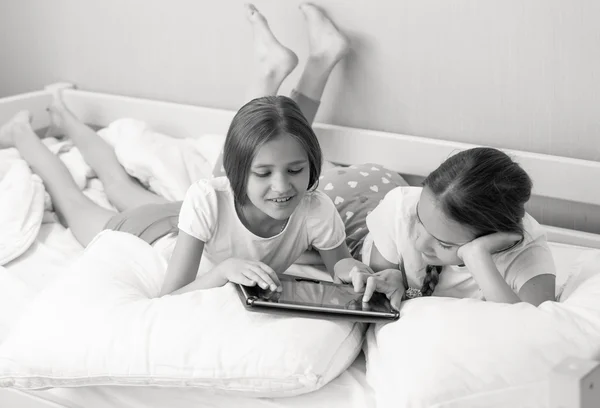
[1,83,598,208]
[550,357,600,408]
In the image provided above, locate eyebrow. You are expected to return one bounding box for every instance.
[415,201,468,247]
[252,160,308,169]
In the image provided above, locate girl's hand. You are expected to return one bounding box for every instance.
[214,258,282,292]
[333,258,373,284]
[351,268,405,311]
[457,232,522,262]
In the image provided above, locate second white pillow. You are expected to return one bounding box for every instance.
[364,249,600,407]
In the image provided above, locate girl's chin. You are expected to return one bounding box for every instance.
[263,197,298,216]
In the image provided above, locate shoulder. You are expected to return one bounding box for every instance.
[300,190,342,232]
[494,212,553,271]
[385,185,421,200]
[302,189,337,214]
[372,186,421,220]
[186,177,231,199]
[509,213,550,255]
[182,177,234,214]
[521,213,548,244]
[496,214,557,290]
[382,186,421,209]
[178,178,233,240]
[366,187,420,251]
[300,190,346,249]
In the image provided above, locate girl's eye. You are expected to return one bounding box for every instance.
[438,242,454,250]
[254,172,271,178]
[288,168,304,175]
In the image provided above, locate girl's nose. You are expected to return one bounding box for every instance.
[271,172,291,193]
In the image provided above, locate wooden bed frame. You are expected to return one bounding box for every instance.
[0,83,598,407]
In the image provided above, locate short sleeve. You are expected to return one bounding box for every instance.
[305,191,346,251]
[366,188,405,264]
[177,180,219,242]
[504,244,557,292]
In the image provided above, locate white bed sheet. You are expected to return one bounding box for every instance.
[1,354,371,408]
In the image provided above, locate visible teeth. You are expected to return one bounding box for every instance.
[272,197,291,203]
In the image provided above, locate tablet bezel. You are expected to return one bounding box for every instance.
[235,275,400,323]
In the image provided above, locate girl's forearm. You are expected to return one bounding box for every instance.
[169,270,228,296]
[463,253,521,304]
[160,270,199,296]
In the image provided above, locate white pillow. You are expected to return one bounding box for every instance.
[98,119,214,201]
[0,231,364,397]
[0,156,45,266]
[365,249,600,408]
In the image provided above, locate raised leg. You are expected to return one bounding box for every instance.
[244,3,299,99]
[213,3,350,176]
[212,4,299,176]
[293,2,350,124]
[290,3,350,265]
[0,112,116,247]
[47,94,168,211]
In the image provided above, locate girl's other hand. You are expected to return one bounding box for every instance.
[215,258,282,292]
[352,268,405,311]
[457,232,522,261]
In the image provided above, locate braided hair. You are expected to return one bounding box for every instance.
[399,259,442,300]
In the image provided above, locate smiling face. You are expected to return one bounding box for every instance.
[242,133,311,223]
[414,187,477,265]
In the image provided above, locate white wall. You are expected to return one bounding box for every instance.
[1,0,599,231]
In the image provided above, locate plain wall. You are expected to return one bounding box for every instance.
[1,0,599,232]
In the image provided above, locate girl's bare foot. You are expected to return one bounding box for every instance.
[46,90,79,136]
[300,3,349,68]
[246,3,298,91]
[0,111,33,148]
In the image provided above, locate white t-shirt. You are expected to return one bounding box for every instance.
[364,186,556,299]
[175,177,346,275]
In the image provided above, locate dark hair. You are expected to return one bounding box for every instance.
[418,147,533,296]
[223,96,322,205]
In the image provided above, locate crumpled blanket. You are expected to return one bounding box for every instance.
[1,118,223,263]
[96,118,216,201]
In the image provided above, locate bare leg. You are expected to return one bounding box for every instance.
[211,4,299,176]
[243,2,349,103]
[292,4,349,265]
[47,95,168,211]
[296,3,350,104]
[0,112,116,247]
[244,3,299,99]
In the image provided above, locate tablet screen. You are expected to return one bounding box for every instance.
[245,277,394,313]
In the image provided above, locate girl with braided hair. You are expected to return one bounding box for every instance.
[341,147,557,310]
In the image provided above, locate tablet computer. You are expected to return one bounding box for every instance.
[235,275,399,323]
